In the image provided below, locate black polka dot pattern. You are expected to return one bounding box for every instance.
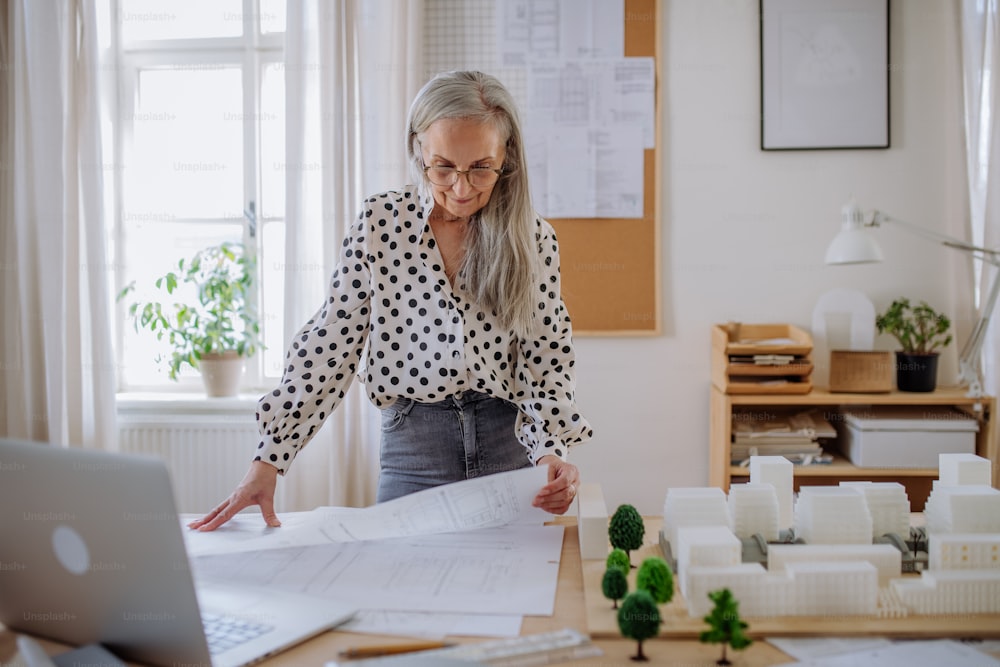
[255,185,593,474]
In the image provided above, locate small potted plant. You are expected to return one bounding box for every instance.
[875,297,952,392]
[119,241,262,397]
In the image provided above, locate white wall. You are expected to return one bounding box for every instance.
[570,0,968,515]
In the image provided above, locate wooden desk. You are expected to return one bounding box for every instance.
[3,519,998,666]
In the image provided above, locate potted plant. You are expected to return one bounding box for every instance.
[875,297,952,392]
[118,241,262,397]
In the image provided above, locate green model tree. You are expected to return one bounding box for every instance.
[635,556,673,604]
[608,504,644,567]
[699,588,752,666]
[606,547,631,573]
[617,589,661,661]
[602,564,628,609]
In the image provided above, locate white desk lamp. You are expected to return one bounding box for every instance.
[825,200,1000,398]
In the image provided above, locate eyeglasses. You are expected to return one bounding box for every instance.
[423,165,504,188]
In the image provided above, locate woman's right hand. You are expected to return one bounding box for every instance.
[187,460,281,531]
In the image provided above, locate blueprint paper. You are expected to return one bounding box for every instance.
[182,466,550,556]
[191,524,565,616]
[316,465,550,541]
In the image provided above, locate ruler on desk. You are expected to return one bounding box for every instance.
[327,628,602,666]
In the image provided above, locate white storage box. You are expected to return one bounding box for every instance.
[837,406,978,468]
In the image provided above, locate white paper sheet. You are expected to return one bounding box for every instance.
[497,0,624,66]
[769,637,893,662]
[191,524,565,616]
[316,465,550,542]
[525,59,653,218]
[775,639,1000,666]
[182,466,550,556]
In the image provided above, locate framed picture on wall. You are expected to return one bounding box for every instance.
[760,0,889,150]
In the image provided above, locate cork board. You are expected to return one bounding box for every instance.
[549,0,661,335]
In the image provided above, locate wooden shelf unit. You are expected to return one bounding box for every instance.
[709,386,998,511]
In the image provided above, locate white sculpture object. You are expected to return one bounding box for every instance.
[938,452,992,486]
[749,456,793,530]
[728,483,780,541]
[840,481,910,539]
[662,487,731,552]
[660,453,1000,619]
[794,487,873,544]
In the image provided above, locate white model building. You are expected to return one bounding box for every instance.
[674,525,741,599]
[794,487,873,544]
[891,570,1000,614]
[659,454,1000,619]
[840,481,911,539]
[728,483,780,541]
[768,544,901,586]
[939,452,992,486]
[662,487,730,551]
[929,534,1000,570]
[749,456,793,530]
[685,560,879,618]
[924,485,1000,534]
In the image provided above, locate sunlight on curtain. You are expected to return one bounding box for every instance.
[0,0,116,447]
[279,0,423,509]
[961,0,1000,396]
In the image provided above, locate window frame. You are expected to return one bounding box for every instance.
[111,0,285,393]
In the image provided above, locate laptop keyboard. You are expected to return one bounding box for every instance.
[202,612,274,654]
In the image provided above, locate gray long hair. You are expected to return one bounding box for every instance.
[406,71,538,337]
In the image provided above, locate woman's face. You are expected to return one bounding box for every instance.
[419,117,506,220]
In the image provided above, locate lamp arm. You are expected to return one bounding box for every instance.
[958,264,1000,398]
[870,211,1000,263]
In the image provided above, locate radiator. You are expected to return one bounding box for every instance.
[118,399,263,515]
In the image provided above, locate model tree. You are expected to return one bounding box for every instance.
[699,588,752,666]
[636,556,673,604]
[608,504,645,567]
[602,564,628,609]
[617,590,661,661]
[606,547,631,573]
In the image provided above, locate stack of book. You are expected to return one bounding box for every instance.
[731,408,836,464]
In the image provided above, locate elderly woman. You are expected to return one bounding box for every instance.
[192,71,592,532]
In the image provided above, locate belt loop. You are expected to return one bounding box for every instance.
[397,397,417,416]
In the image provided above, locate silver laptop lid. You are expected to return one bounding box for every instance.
[0,438,213,666]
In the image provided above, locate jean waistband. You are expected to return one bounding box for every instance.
[389,390,493,414]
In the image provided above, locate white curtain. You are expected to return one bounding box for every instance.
[279,0,424,509]
[0,0,116,448]
[961,0,1000,397]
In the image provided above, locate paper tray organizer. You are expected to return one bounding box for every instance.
[712,323,813,394]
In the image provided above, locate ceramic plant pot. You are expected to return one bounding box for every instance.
[894,352,939,393]
[198,350,245,397]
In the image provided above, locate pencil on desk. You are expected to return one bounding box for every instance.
[337,640,453,659]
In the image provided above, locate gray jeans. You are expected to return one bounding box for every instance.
[376,390,532,503]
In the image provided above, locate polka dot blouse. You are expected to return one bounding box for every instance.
[255,185,594,474]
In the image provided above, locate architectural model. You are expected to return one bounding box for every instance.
[661,454,1000,618]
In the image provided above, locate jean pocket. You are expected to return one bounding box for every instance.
[380,406,408,433]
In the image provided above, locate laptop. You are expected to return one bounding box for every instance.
[0,438,356,667]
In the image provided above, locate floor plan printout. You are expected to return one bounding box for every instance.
[185,467,563,618]
[191,524,565,615]
[183,465,551,557]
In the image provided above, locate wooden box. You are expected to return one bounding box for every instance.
[711,323,813,394]
[829,350,893,393]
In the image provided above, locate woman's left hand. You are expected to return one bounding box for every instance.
[532,455,580,515]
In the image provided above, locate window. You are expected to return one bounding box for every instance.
[111,0,287,391]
